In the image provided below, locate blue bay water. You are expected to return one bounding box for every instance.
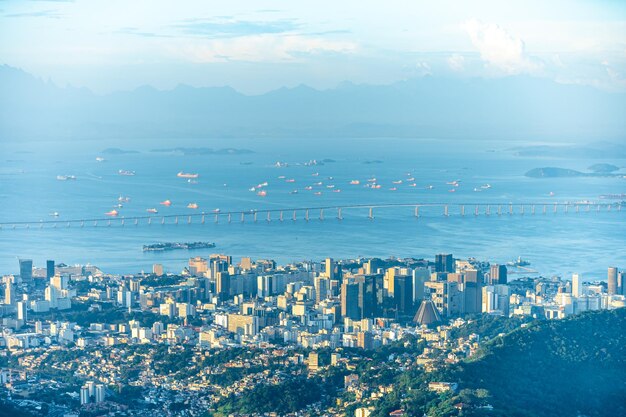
[0,137,624,278]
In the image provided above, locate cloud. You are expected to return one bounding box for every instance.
[447,54,465,71]
[173,18,299,39]
[174,34,357,63]
[462,19,541,74]
[4,8,62,18]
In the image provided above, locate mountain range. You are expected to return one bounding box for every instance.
[1,65,625,142]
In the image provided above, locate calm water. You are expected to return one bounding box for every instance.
[0,137,624,278]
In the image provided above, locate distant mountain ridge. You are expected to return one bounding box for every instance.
[1,64,625,141]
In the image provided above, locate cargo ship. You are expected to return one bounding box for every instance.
[177,172,199,179]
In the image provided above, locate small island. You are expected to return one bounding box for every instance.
[525,166,621,178]
[143,242,216,252]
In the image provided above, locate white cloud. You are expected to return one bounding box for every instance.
[447,53,465,71]
[172,34,357,63]
[462,19,541,74]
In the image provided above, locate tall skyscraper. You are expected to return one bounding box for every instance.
[463,269,483,314]
[607,267,618,295]
[341,281,360,320]
[572,273,582,297]
[412,268,429,303]
[356,274,379,319]
[46,260,55,280]
[19,259,33,282]
[435,254,454,273]
[152,264,163,276]
[489,264,508,285]
[393,275,413,314]
[216,271,230,301]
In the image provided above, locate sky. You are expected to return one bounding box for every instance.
[0,0,625,94]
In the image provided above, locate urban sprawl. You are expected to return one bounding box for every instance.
[1,255,624,417]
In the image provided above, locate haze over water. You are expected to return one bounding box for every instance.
[0,137,624,278]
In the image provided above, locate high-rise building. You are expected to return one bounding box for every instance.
[572,273,582,297]
[435,254,454,273]
[308,352,319,371]
[462,269,483,314]
[80,386,90,405]
[482,285,511,315]
[19,259,33,282]
[323,258,341,280]
[424,281,462,317]
[188,257,208,276]
[607,267,618,295]
[216,271,230,301]
[17,301,27,322]
[412,268,429,303]
[46,260,55,280]
[489,264,508,285]
[356,274,379,319]
[257,275,273,298]
[314,276,330,303]
[4,279,14,305]
[618,272,624,296]
[393,275,413,314]
[95,384,106,403]
[341,281,360,320]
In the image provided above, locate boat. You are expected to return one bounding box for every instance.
[426,185,434,189]
[409,183,417,187]
[372,184,381,189]
[286,179,295,183]
[146,208,158,213]
[326,185,335,189]
[389,187,397,191]
[118,195,131,202]
[549,191,555,197]
[507,256,531,267]
[407,177,415,181]
[333,189,341,193]
[105,209,119,216]
[278,175,286,179]
[448,189,456,192]
[187,179,198,184]
[212,208,221,213]
[160,200,172,206]
[314,182,323,186]
[446,180,460,186]
[327,176,334,180]
[95,157,105,162]
[258,182,268,187]
[177,172,199,179]
[116,203,123,208]
[392,180,402,184]
[304,186,313,190]
[118,170,135,176]
[367,178,377,182]
[187,203,199,209]
[56,175,76,181]
[481,184,491,189]
[350,180,360,185]
[312,172,319,177]
[49,212,59,217]
[314,191,322,195]
[473,188,482,192]
[290,190,298,194]
[249,187,256,192]
[257,190,267,197]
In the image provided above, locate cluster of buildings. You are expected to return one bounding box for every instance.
[0,255,624,414]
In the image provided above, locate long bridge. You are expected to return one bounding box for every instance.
[0,201,623,229]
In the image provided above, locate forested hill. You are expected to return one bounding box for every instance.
[446,309,626,417]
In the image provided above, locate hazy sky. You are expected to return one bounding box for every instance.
[1,0,624,93]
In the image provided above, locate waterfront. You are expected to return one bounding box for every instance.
[1,137,624,277]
